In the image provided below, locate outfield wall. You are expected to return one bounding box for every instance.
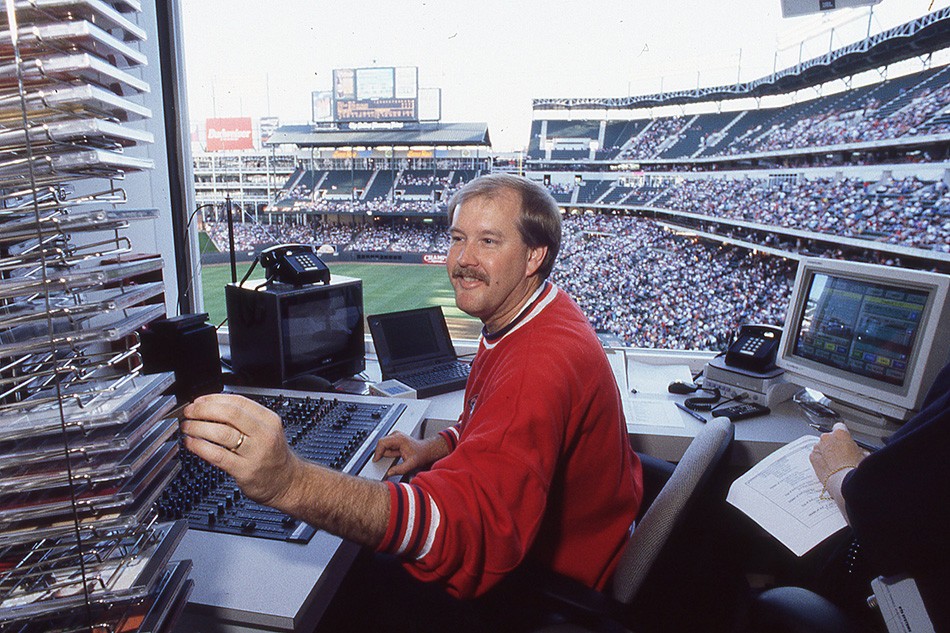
[201,248,446,266]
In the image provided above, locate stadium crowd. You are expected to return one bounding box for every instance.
[617,116,688,160]
[656,175,950,252]
[204,213,792,351]
[540,66,950,161]
[551,214,792,349]
[743,86,950,154]
[273,198,446,215]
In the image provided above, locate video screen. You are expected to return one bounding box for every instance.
[284,288,362,375]
[792,272,929,387]
[332,66,419,123]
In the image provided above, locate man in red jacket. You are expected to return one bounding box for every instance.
[182,174,642,626]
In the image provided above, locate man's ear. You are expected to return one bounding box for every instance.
[525,245,547,278]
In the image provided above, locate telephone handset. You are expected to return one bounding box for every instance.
[259,244,330,286]
[724,324,782,374]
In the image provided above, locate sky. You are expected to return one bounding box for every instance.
[180,0,950,152]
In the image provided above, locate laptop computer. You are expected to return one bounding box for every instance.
[368,306,470,399]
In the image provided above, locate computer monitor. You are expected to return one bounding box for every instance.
[777,257,950,435]
[225,275,365,387]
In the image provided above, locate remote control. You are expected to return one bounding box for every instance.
[713,402,770,421]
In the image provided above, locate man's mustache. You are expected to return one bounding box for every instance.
[451,267,488,283]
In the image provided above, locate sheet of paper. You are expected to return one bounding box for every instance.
[622,397,686,428]
[626,360,693,396]
[727,435,848,557]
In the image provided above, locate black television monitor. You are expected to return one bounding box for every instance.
[225,275,365,387]
[777,258,950,436]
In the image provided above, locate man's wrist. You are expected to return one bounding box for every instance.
[425,434,452,463]
[821,465,855,519]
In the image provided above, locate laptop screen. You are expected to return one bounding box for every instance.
[369,307,457,371]
[381,312,440,360]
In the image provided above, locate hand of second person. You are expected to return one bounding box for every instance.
[809,421,866,485]
[181,393,302,508]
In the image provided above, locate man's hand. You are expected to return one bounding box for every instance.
[180,393,302,509]
[809,422,866,485]
[809,422,868,517]
[373,431,450,478]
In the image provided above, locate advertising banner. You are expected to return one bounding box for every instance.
[206,117,254,151]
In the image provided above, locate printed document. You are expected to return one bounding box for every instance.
[727,435,848,556]
[616,358,695,429]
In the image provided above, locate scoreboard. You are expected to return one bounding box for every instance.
[332,67,419,123]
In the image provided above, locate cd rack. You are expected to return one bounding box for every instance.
[1,2,191,632]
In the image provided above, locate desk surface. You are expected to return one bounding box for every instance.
[417,348,821,465]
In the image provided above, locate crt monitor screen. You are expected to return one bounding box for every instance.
[779,258,950,424]
[791,272,926,388]
[282,284,363,379]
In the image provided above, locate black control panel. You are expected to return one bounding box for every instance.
[157,392,405,542]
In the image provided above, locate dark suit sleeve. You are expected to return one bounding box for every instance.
[841,367,950,577]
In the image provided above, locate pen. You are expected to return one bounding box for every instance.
[808,423,879,453]
[675,402,706,423]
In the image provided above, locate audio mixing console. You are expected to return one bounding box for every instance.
[157,390,405,542]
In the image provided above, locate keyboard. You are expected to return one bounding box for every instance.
[396,361,470,397]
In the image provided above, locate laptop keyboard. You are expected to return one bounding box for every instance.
[401,361,470,388]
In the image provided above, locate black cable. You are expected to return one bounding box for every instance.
[239,256,259,286]
[684,387,722,411]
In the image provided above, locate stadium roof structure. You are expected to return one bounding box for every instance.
[265,122,491,148]
[533,6,950,111]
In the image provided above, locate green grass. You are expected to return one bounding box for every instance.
[197,231,219,254]
[201,262,479,335]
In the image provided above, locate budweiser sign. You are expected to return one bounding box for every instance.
[206,117,253,151]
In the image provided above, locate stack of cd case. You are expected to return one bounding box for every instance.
[1,1,192,631]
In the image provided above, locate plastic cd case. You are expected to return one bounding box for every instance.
[0,441,180,548]
[0,84,152,125]
[0,558,193,633]
[9,0,147,43]
[0,371,174,442]
[0,438,178,525]
[0,414,178,495]
[0,19,148,67]
[0,303,164,358]
[0,519,187,625]
[0,395,176,472]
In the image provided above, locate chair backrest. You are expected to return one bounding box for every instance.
[610,416,734,604]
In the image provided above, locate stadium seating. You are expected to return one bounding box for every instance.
[529,64,950,161]
[231,59,950,358]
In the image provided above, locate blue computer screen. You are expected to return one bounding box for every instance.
[792,272,929,387]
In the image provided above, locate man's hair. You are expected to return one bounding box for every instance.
[446,174,561,280]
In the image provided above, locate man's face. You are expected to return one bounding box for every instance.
[447,189,546,333]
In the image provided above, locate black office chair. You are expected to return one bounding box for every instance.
[508,416,735,633]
